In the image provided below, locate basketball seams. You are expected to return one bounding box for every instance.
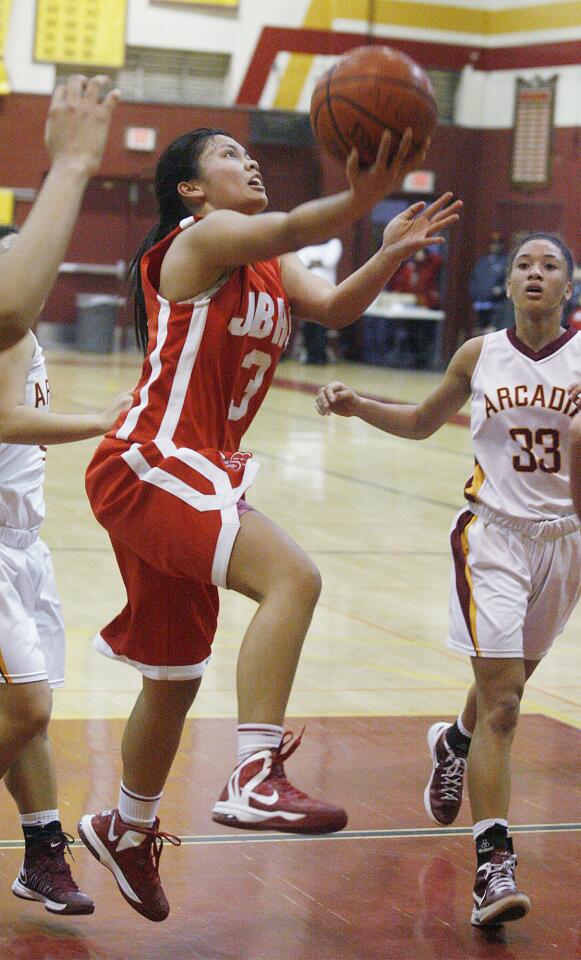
[318,67,351,161]
[325,93,434,135]
[329,74,436,113]
[310,45,437,166]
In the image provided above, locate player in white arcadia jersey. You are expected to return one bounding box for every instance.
[316,233,577,928]
[0,227,131,915]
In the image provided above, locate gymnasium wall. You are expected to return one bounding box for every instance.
[1,1,580,353]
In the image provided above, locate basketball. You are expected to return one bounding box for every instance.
[310,45,437,167]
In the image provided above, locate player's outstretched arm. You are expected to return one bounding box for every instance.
[178,129,431,278]
[282,192,462,328]
[0,334,131,444]
[0,76,119,351]
[316,337,481,439]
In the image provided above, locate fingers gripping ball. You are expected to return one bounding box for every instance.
[310,45,437,167]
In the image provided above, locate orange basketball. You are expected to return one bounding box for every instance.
[310,45,437,167]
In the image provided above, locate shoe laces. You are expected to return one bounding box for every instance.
[121,821,181,873]
[482,854,517,898]
[269,728,307,799]
[438,741,466,800]
[25,831,79,893]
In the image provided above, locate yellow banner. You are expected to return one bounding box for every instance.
[0,0,12,95]
[34,0,128,68]
[0,0,11,54]
[156,0,237,6]
[0,189,14,225]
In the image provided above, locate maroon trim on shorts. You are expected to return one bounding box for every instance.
[450,510,477,651]
[507,327,577,361]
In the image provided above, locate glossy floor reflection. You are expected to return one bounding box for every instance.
[1,716,579,960]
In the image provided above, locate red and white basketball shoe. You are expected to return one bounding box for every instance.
[212,729,348,834]
[78,809,180,922]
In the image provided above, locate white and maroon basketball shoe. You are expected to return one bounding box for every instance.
[12,824,94,915]
[424,721,467,825]
[471,844,531,927]
[212,729,348,834]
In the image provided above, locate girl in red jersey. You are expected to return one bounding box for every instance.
[78,126,461,921]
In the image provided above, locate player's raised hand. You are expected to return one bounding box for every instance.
[45,75,120,175]
[346,128,431,207]
[316,381,362,418]
[380,192,463,258]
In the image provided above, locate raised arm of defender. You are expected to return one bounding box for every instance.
[0,76,119,351]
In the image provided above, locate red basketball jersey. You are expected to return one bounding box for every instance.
[116,216,291,452]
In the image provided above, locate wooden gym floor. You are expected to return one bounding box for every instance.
[1,352,580,960]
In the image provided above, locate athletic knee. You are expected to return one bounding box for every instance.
[483,691,522,736]
[285,555,322,607]
[4,703,51,743]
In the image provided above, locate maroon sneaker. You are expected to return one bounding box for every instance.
[471,846,531,926]
[424,721,467,825]
[212,729,348,834]
[12,824,94,915]
[77,810,180,922]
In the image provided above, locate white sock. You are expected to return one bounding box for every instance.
[473,818,509,840]
[237,723,283,764]
[118,782,162,827]
[457,712,473,739]
[20,809,60,828]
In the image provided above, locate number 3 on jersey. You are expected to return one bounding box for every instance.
[510,427,561,473]
[228,350,272,422]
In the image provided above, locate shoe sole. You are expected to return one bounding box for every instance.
[12,877,95,915]
[212,802,348,835]
[77,816,168,922]
[471,893,531,927]
[423,722,454,825]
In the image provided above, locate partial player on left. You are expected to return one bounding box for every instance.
[0,226,131,915]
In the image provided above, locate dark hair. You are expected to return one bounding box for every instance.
[129,128,229,353]
[507,232,574,281]
[0,224,18,240]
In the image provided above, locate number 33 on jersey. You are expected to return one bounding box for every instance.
[464,328,581,521]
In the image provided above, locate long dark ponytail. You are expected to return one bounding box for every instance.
[129,128,229,353]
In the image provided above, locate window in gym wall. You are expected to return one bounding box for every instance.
[56,47,230,106]
[426,70,460,125]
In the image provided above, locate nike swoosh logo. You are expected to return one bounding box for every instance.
[108,821,120,843]
[254,789,279,806]
[50,839,62,848]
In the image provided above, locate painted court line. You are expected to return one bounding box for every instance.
[1,822,580,851]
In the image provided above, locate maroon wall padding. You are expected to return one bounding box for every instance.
[1,94,578,354]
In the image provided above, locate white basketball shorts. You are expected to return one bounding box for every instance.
[447,508,581,660]
[0,534,65,687]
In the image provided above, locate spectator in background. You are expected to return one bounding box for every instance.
[389,246,443,309]
[565,261,581,328]
[469,231,508,332]
[296,238,343,364]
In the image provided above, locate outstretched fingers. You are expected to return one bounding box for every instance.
[316,381,344,415]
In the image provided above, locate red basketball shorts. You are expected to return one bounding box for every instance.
[86,438,258,680]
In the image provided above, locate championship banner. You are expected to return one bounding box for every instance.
[34,0,128,68]
[511,77,557,189]
[156,0,238,6]
[0,0,12,95]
